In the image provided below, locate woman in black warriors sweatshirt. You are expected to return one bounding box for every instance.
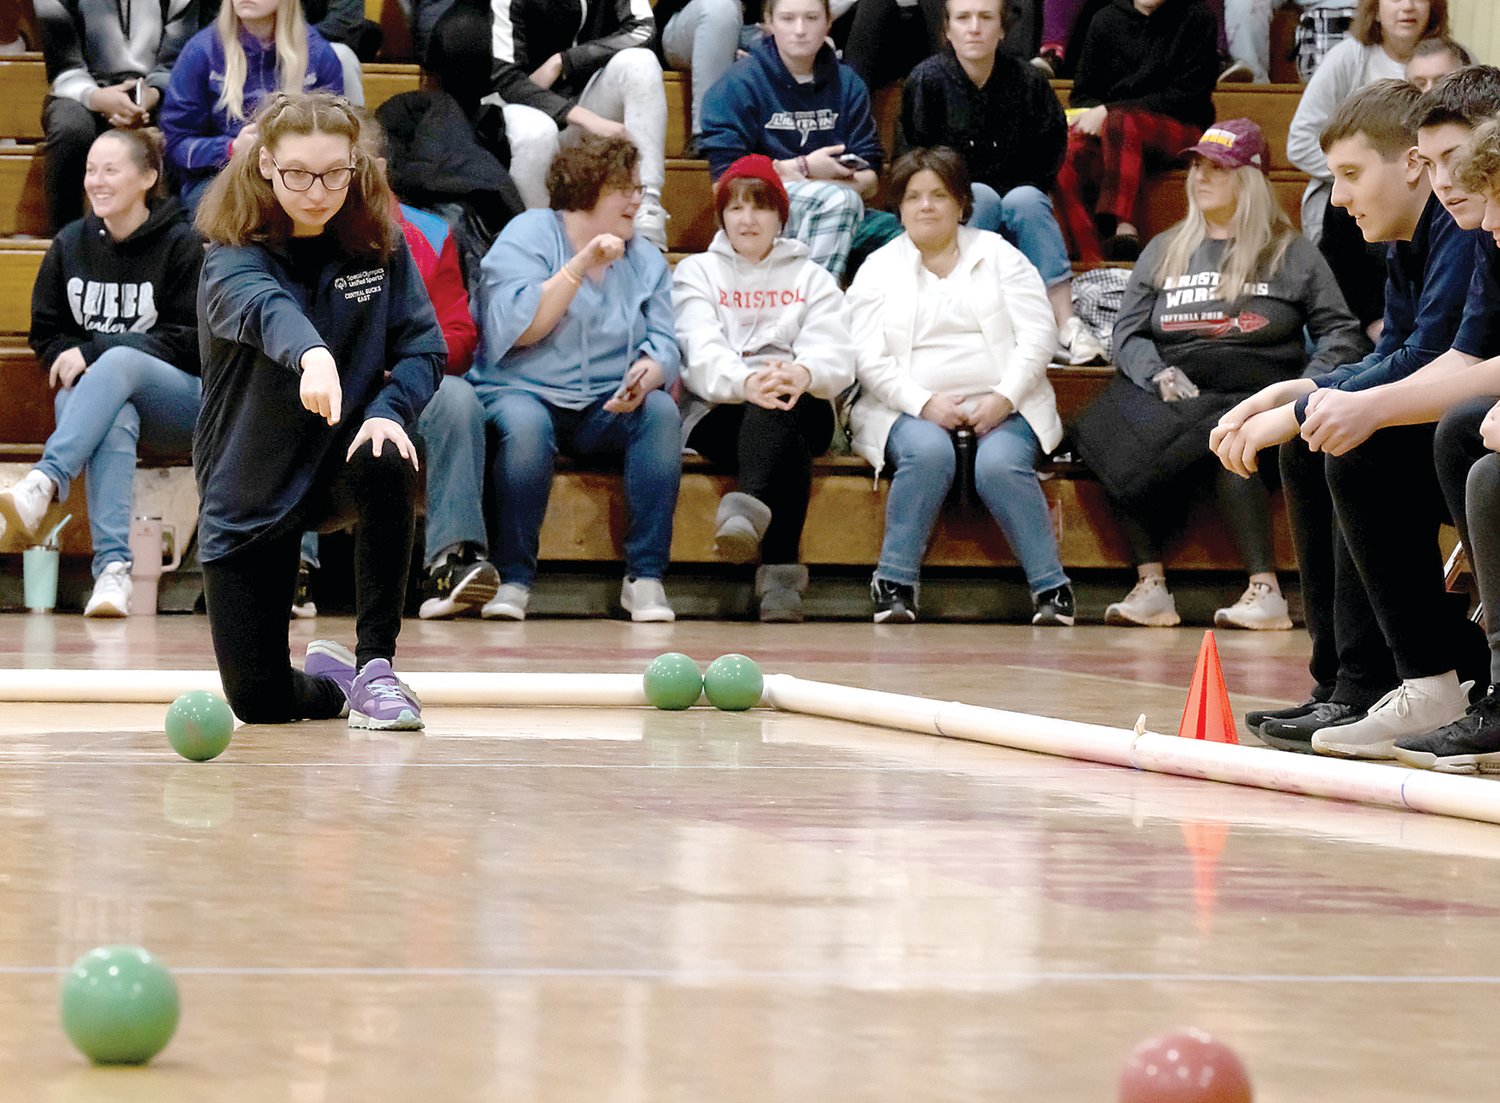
[1053,0,1219,264]
[193,92,445,731]
[1,128,201,619]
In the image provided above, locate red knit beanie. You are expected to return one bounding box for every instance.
[714,155,791,225]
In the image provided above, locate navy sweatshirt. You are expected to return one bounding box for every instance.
[29,199,203,376]
[699,36,884,180]
[193,234,446,563]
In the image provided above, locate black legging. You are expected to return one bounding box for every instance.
[687,398,835,564]
[1111,457,1278,576]
[202,442,417,723]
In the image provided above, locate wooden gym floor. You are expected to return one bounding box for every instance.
[2,614,1499,1100]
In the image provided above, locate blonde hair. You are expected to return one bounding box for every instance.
[215,0,311,124]
[1153,162,1296,304]
[196,92,397,262]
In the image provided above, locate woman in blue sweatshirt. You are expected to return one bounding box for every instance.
[160,0,343,211]
[193,92,445,730]
[470,133,683,623]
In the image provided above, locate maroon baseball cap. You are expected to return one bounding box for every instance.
[1182,118,1268,172]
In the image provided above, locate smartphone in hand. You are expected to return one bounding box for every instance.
[836,152,870,172]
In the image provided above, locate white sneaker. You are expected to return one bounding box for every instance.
[634,201,670,253]
[481,582,530,621]
[621,576,675,622]
[1056,316,1108,366]
[83,562,133,618]
[1214,582,1293,630]
[0,470,55,543]
[1312,672,1473,760]
[1104,575,1180,627]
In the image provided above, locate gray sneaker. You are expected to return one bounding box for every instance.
[1214,582,1293,630]
[1104,576,1180,627]
[621,576,675,622]
[481,582,530,621]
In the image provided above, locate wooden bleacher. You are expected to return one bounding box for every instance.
[0,55,1303,572]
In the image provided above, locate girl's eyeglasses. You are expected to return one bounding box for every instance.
[270,159,354,192]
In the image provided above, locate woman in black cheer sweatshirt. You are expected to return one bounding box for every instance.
[193,92,445,730]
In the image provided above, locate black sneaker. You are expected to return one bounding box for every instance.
[1258,701,1368,754]
[419,552,501,620]
[291,560,317,619]
[871,578,917,624]
[1032,585,1075,626]
[1393,687,1500,773]
[1244,695,1328,736]
[1103,233,1142,262]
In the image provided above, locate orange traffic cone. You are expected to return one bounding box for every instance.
[1177,630,1238,744]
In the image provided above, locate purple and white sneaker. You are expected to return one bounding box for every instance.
[348,658,424,731]
[305,639,357,717]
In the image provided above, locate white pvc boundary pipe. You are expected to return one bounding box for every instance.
[3,668,1499,826]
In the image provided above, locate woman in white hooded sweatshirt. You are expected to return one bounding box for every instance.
[673,155,857,621]
[847,146,1073,626]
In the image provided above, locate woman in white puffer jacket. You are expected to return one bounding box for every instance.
[846,146,1073,627]
[672,155,857,621]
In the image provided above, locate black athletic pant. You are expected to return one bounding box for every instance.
[1434,396,1500,684]
[842,0,947,90]
[1325,422,1487,684]
[687,398,834,565]
[1112,457,1279,576]
[1279,436,1396,705]
[42,96,112,232]
[203,443,417,723]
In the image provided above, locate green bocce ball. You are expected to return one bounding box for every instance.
[165,690,235,762]
[643,652,704,710]
[60,945,180,1065]
[703,654,764,712]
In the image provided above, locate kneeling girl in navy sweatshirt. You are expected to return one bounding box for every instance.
[194,92,445,730]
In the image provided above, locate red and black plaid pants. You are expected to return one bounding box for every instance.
[1054,108,1203,263]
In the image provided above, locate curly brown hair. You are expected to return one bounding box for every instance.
[1453,115,1500,196]
[889,146,974,223]
[547,132,641,212]
[194,92,397,261]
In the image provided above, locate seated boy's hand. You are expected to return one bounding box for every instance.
[1481,400,1500,453]
[347,417,419,471]
[1300,388,1381,456]
[1217,409,1296,478]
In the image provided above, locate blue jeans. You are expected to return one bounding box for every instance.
[481,388,683,587]
[969,183,1072,287]
[878,413,1069,594]
[36,347,200,578]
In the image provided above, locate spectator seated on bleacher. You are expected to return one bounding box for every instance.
[0,129,203,618]
[845,148,1074,626]
[899,0,1106,365]
[699,0,901,279]
[1405,35,1470,93]
[197,0,376,104]
[159,0,344,212]
[34,0,197,231]
[654,0,769,158]
[469,134,683,623]
[423,0,671,250]
[671,156,857,622]
[1286,0,1450,303]
[1054,0,1220,264]
[1069,119,1367,631]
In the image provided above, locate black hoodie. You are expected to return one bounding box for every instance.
[29,199,204,376]
[1069,0,1218,131]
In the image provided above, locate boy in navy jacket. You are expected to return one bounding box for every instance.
[1212,79,1495,759]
